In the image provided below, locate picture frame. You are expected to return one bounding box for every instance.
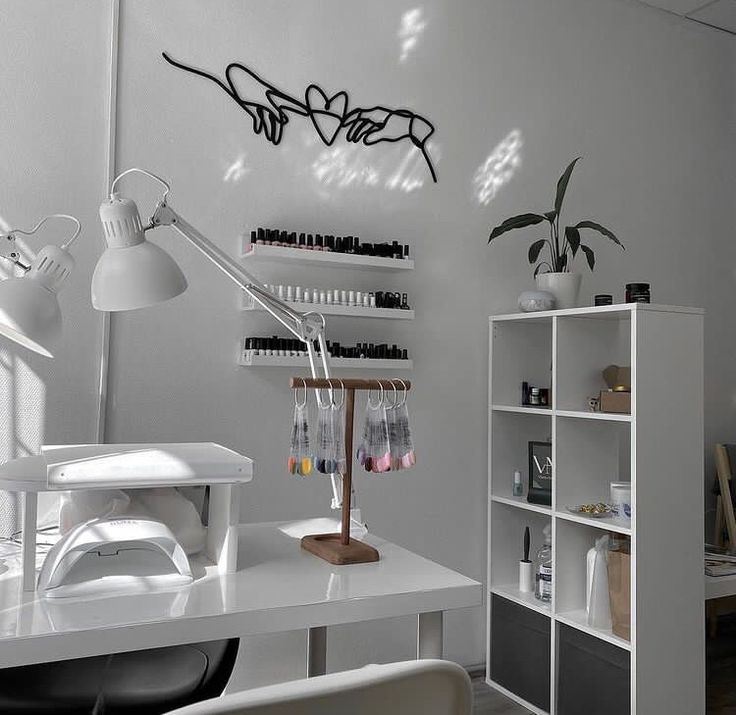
[527,440,552,506]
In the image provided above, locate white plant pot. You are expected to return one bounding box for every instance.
[535,272,581,310]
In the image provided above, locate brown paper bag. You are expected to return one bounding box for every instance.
[607,550,631,641]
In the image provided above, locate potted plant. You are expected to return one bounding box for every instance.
[487,157,624,309]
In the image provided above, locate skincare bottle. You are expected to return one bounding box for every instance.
[513,470,523,497]
[535,525,552,602]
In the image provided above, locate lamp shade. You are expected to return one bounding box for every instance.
[0,276,61,358]
[92,195,187,311]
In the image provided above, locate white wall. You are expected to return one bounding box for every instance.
[0,0,734,683]
[0,0,109,533]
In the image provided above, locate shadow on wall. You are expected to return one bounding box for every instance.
[473,129,524,206]
[0,221,46,538]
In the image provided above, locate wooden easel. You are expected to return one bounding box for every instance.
[289,377,411,565]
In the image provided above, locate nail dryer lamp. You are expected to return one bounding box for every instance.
[38,516,193,599]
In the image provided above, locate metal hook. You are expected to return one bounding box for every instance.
[295,378,308,409]
[331,378,345,409]
[368,381,384,408]
[396,378,408,407]
[387,379,399,409]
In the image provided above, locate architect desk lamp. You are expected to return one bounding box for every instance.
[0,170,347,514]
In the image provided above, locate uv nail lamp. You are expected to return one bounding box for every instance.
[38,517,193,599]
[0,442,254,593]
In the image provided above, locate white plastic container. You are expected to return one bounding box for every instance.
[610,482,632,522]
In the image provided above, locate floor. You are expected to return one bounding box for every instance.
[472,674,530,715]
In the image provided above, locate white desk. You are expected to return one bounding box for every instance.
[0,521,481,675]
[705,574,736,600]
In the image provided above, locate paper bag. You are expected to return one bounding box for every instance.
[607,550,631,641]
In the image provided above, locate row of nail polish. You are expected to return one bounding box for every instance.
[260,284,411,310]
[247,227,411,259]
[244,336,409,361]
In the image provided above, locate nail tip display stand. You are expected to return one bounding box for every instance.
[290,377,411,566]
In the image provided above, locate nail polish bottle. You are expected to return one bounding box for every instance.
[401,349,408,360]
[319,290,326,304]
[277,285,285,301]
[404,245,410,259]
[286,286,294,302]
[340,290,347,305]
[369,293,376,308]
[363,293,370,308]
[401,293,410,310]
[356,291,362,306]
[348,290,355,306]
[354,237,360,254]
[326,291,333,305]
[307,234,314,250]
[295,286,303,302]
[257,228,265,245]
[326,235,335,252]
[298,233,306,249]
[315,234,324,251]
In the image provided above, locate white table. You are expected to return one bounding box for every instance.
[705,573,736,600]
[0,521,481,676]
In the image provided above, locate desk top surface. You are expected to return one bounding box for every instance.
[0,521,481,668]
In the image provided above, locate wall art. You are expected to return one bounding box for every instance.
[162,52,438,183]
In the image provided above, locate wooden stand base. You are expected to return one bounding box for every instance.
[301,533,380,565]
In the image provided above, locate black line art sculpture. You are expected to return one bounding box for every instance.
[162,52,438,183]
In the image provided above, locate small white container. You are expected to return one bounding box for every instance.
[610,481,632,522]
[519,560,534,593]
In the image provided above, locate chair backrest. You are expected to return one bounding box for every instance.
[165,659,472,715]
[715,444,736,548]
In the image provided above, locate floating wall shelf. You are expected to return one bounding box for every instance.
[239,353,412,370]
[241,243,414,271]
[241,295,414,321]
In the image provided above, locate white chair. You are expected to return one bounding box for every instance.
[165,659,472,715]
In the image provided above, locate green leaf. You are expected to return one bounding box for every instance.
[580,244,596,271]
[575,220,624,249]
[544,210,557,223]
[534,262,549,278]
[488,213,546,242]
[556,253,568,272]
[528,239,547,264]
[565,226,581,256]
[554,157,581,215]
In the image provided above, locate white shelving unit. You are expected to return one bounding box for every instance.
[487,303,704,715]
[241,243,414,271]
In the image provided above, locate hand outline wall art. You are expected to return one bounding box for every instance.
[162,53,438,184]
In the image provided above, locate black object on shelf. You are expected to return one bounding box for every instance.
[490,595,550,712]
[594,294,613,306]
[527,441,552,506]
[625,283,650,304]
[557,624,630,715]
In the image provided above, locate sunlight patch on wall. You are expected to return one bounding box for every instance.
[398,8,427,63]
[311,140,437,196]
[223,153,250,183]
[473,129,523,206]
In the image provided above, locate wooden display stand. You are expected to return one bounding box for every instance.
[289,377,411,565]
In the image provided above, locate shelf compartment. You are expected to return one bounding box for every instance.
[490,411,552,501]
[555,313,631,413]
[490,594,551,713]
[490,500,551,591]
[491,494,551,516]
[239,353,412,370]
[555,416,630,511]
[490,318,552,407]
[491,584,551,616]
[554,519,631,650]
[241,243,414,271]
[555,610,631,652]
[242,296,414,320]
[557,623,631,715]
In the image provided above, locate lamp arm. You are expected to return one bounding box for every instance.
[149,200,343,508]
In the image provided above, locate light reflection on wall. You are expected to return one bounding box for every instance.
[311,141,436,195]
[473,129,523,205]
[398,8,427,63]
[223,153,250,183]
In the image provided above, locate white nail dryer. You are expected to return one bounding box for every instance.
[38,516,193,598]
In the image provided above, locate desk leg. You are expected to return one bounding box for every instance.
[417,611,443,659]
[307,626,327,677]
[22,492,37,593]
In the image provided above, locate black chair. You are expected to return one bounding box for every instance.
[0,639,238,714]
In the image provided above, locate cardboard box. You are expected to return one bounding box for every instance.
[607,550,631,641]
[600,390,631,414]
